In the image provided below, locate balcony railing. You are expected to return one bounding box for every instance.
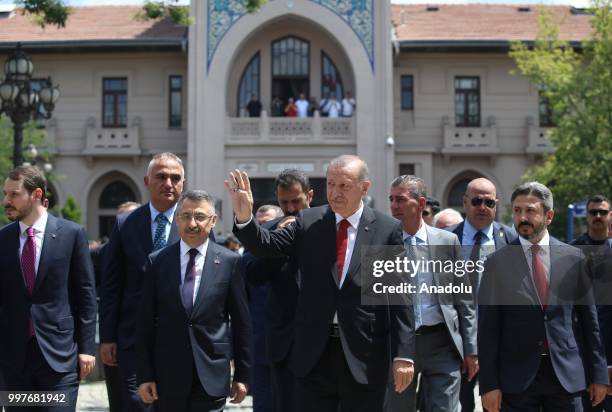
[441,115,499,163]
[526,116,554,157]
[82,117,142,159]
[227,111,355,144]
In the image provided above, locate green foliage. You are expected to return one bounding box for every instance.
[509,0,612,238]
[140,0,267,26]
[16,0,72,28]
[60,194,81,224]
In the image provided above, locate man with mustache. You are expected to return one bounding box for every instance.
[227,155,415,412]
[100,152,185,411]
[243,169,313,412]
[478,181,609,412]
[0,165,97,411]
[571,194,612,412]
[446,177,516,411]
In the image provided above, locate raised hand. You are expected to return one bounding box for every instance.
[224,170,254,224]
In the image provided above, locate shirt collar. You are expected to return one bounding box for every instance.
[179,238,208,258]
[519,230,550,250]
[403,220,428,244]
[464,218,494,242]
[150,202,177,224]
[19,211,48,236]
[335,202,364,230]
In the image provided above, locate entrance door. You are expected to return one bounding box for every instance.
[272,78,309,104]
[271,36,310,110]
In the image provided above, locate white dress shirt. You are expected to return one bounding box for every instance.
[519,231,551,306]
[18,211,48,276]
[179,239,209,305]
[150,203,177,244]
[295,99,309,118]
[335,203,364,288]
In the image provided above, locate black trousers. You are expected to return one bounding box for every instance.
[103,364,124,412]
[270,355,296,412]
[295,337,386,412]
[1,338,79,412]
[583,394,612,412]
[117,349,153,412]
[502,355,583,412]
[459,370,478,412]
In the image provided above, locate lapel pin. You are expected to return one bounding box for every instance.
[364,226,369,232]
[51,234,56,239]
[214,257,220,265]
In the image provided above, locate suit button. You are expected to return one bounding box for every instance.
[537,341,543,346]
[189,323,193,327]
[543,315,548,321]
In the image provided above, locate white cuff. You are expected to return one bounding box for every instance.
[393,357,414,364]
[235,215,253,229]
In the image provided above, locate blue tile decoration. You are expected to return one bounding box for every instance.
[207,0,374,71]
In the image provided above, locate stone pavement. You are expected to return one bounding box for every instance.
[76,380,482,411]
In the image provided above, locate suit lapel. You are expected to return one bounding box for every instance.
[453,222,464,244]
[8,222,28,296]
[511,238,542,307]
[323,208,341,289]
[424,226,441,288]
[167,217,180,245]
[493,223,507,250]
[191,241,221,316]
[166,244,185,317]
[345,207,376,283]
[140,205,154,253]
[33,215,59,295]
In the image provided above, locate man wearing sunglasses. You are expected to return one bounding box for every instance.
[446,177,516,412]
[570,194,612,412]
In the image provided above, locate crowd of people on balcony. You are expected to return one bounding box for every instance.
[245,91,356,119]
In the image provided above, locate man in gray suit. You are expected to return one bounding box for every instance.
[385,175,477,412]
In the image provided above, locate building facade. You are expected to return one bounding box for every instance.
[0,2,591,237]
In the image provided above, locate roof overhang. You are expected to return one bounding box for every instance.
[397,39,583,53]
[0,38,186,54]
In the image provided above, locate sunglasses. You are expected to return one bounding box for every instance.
[470,197,497,209]
[588,209,610,217]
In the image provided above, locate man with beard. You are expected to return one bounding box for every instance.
[571,194,612,412]
[479,182,609,412]
[0,166,97,411]
[100,152,185,411]
[243,169,313,411]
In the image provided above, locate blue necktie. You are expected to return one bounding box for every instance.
[152,213,169,251]
[470,231,484,298]
[182,249,198,316]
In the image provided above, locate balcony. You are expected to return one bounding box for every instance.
[526,116,554,159]
[441,116,500,164]
[82,117,142,164]
[227,111,355,144]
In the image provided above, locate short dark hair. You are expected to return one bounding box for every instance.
[511,181,553,212]
[426,197,441,214]
[390,175,427,199]
[224,235,240,246]
[275,169,311,194]
[7,165,47,202]
[586,194,610,210]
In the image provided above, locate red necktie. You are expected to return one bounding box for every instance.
[531,244,549,351]
[336,219,350,283]
[21,226,36,337]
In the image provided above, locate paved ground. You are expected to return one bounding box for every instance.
[76,380,482,411]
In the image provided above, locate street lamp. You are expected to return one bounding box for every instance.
[0,43,60,167]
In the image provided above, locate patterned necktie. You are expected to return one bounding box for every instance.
[336,219,350,284]
[152,213,169,251]
[181,249,198,316]
[21,226,36,337]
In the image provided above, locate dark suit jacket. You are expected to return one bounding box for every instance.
[234,205,415,385]
[137,241,251,410]
[242,218,299,364]
[478,237,609,395]
[100,203,179,350]
[0,214,97,373]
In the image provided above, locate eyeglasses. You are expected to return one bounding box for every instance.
[177,212,215,222]
[588,209,610,217]
[470,197,497,209]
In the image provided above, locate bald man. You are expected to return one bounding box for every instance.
[445,177,516,412]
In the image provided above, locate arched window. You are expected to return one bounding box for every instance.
[237,52,260,116]
[321,52,343,99]
[99,181,137,209]
[271,36,310,105]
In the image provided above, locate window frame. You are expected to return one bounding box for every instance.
[400,74,414,110]
[102,77,128,128]
[168,75,183,128]
[237,52,261,116]
[320,51,344,100]
[538,90,555,127]
[454,76,481,127]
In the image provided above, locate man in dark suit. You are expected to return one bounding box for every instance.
[0,166,97,411]
[100,152,184,411]
[137,190,251,412]
[385,175,476,412]
[445,177,516,412]
[479,181,609,412]
[227,155,415,412]
[243,170,314,412]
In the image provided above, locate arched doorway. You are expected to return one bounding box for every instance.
[271,36,310,103]
[445,171,483,211]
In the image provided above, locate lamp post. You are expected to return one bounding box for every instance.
[0,43,60,167]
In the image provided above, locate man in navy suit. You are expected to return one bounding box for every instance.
[445,177,516,412]
[137,190,251,412]
[100,152,184,411]
[479,181,609,412]
[0,166,97,411]
[243,170,314,412]
[227,155,415,412]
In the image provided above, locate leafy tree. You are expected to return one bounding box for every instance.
[60,194,82,224]
[509,0,612,238]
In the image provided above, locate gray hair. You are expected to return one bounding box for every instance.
[432,208,463,227]
[511,181,554,212]
[390,175,427,199]
[328,155,369,182]
[147,152,184,176]
[176,190,215,212]
[256,204,284,218]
